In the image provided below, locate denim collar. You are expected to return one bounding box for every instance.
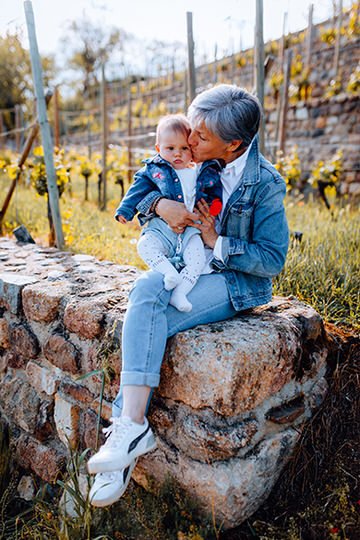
[240,135,260,186]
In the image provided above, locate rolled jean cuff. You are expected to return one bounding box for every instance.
[120,370,160,388]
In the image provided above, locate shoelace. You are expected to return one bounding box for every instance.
[101,417,132,448]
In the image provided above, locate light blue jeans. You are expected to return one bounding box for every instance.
[112,270,238,416]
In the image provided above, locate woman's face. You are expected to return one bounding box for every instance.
[188,122,241,164]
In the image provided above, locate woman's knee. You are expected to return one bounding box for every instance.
[129,270,166,302]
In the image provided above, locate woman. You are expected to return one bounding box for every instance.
[87,84,289,507]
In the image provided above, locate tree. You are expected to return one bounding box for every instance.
[0,30,31,110]
[0,29,55,127]
[62,16,132,94]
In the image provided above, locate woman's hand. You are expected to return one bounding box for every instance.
[192,198,219,249]
[156,199,198,234]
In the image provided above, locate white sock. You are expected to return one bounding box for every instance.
[170,235,205,312]
[137,234,181,290]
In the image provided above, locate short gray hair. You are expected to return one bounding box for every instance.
[187,84,261,149]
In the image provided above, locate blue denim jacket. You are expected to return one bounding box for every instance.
[135,137,289,311]
[115,155,223,224]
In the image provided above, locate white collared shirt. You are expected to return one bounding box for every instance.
[203,144,252,272]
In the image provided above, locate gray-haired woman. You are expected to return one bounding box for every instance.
[87,84,289,506]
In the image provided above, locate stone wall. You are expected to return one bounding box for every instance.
[0,237,334,527]
[264,94,360,193]
[199,19,360,193]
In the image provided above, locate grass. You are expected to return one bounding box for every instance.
[1,172,360,328]
[274,198,360,329]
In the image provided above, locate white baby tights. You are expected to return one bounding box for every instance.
[137,233,205,312]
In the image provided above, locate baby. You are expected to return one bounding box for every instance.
[115,114,223,312]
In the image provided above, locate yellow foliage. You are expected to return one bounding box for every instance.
[275,146,301,190]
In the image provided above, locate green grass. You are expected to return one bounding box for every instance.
[274,198,360,329]
[1,172,360,328]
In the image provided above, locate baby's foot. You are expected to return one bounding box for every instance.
[164,270,182,291]
[169,290,192,312]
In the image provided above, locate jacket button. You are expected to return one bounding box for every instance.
[174,178,178,182]
[178,195,182,199]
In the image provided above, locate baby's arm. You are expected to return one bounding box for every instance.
[115,167,158,222]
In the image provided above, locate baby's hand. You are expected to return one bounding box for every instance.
[117,215,127,224]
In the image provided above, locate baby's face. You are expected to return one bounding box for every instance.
[155,128,193,170]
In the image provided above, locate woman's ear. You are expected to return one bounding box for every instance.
[228,139,243,152]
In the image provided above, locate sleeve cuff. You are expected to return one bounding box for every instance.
[136,190,161,215]
[213,235,224,262]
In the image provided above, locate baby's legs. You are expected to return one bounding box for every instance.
[137,234,181,290]
[170,234,205,312]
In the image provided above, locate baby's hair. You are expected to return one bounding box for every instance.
[156,114,191,144]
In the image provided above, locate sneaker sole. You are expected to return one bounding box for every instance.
[90,458,138,507]
[87,434,157,475]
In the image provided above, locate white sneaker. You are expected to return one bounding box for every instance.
[89,459,137,507]
[87,416,157,475]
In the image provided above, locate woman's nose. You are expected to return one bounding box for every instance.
[188,133,196,146]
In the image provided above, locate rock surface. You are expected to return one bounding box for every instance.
[0,238,332,528]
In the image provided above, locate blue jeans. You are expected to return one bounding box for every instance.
[112,270,238,416]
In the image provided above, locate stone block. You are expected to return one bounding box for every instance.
[22,283,69,323]
[295,107,308,120]
[134,428,300,529]
[315,117,327,129]
[0,273,38,314]
[91,397,113,422]
[17,476,36,501]
[0,375,40,432]
[14,434,66,483]
[348,182,360,196]
[311,128,325,137]
[327,115,338,125]
[64,299,104,339]
[60,473,89,517]
[35,400,54,441]
[43,333,79,373]
[344,99,359,112]
[26,361,59,396]
[9,324,39,368]
[158,299,326,416]
[0,318,10,348]
[81,409,106,450]
[59,380,94,405]
[149,404,258,463]
[54,394,80,449]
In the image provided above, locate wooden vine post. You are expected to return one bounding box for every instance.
[54,86,60,147]
[333,0,343,78]
[279,12,288,75]
[24,0,64,248]
[0,112,5,150]
[15,105,21,153]
[305,4,314,72]
[127,91,133,185]
[101,63,107,211]
[186,12,196,105]
[255,0,265,154]
[278,49,293,154]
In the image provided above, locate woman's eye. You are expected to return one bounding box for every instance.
[199,135,206,141]
[182,147,190,151]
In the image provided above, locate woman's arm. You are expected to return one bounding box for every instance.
[155,198,199,233]
[193,179,289,278]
